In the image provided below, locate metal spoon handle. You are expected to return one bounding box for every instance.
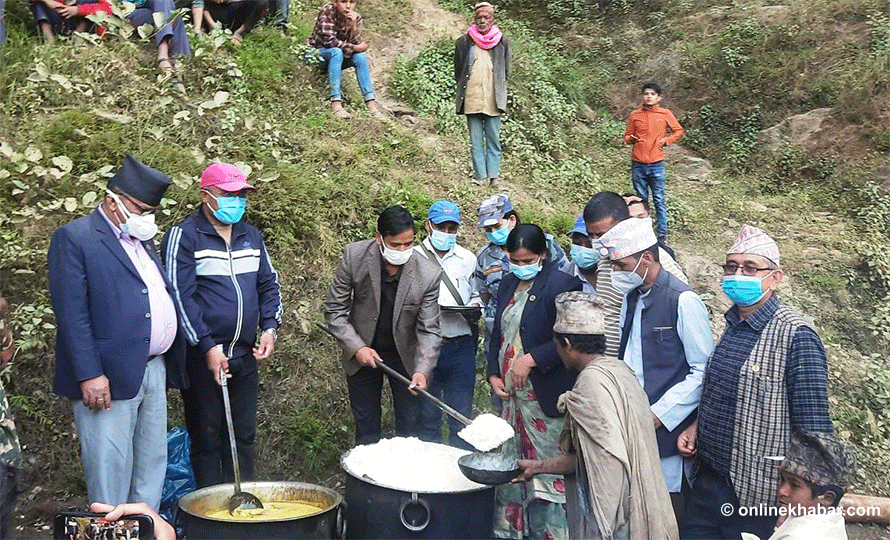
[220,367,242,493]
[372,358,472,427]
[315,322,472,427]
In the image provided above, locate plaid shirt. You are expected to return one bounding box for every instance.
[308,2,362,57]
[697,295,833,505]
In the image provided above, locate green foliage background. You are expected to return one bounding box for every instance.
[1,0,890,521]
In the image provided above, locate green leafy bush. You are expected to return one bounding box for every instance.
[681,105,762,172]
[761,144,836,194]
[279,402,347,476]
[830,351,890,494]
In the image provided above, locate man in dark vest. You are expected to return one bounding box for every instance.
[599,217,714,521]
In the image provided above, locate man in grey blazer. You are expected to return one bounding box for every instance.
[324,205,442,445]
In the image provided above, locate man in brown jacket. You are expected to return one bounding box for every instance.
[323,205,442,445]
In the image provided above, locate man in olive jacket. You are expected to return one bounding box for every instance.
[323,205,442,445]
[454,1,511,188]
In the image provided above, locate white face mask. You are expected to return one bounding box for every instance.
[380,242,413,266]
[610,255,649,294]
[107,191,158,241]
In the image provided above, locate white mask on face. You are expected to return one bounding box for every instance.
[380,242,413,266]
[610,255,649,294]
[107,191,158,241]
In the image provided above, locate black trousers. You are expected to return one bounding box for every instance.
[182,352,258,488]
[680,462,776,540]
[205,0,267,33]
[347,352,421,446]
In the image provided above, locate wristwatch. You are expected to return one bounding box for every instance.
[263,327,278,340]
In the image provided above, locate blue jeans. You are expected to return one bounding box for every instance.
[680,463,776,540]
[0,0,6,45]
[128,0,191,56]
[317,47,374,102]
[466,113,502,180]
[418,335,476,450]
[73,356,168,510]
[30,0,97,34]
[632,160,668,238]
[270,0,287,28]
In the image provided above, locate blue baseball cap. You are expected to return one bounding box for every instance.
[428,200,461,225]
[569,214,587,236]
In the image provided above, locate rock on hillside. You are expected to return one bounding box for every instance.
[758,107,871,157]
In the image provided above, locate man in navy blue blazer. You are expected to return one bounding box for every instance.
[48,155,187,511]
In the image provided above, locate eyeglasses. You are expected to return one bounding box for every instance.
[109,191,157,216]
[124,197,158,216]
[721,262,773,276]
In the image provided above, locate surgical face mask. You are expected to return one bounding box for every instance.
[722,272,774,307]
[429,229,457,252]
[570,244,598,270]
[486,225,510,246]
[610,256,648,294]
[380,242,413,266]
[510,258,542,281]
[205,191,247,225]
[107,191,158,241]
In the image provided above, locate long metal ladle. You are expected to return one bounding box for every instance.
[315,322,471,426]
[371,356,472,426]
[220,367,264,514]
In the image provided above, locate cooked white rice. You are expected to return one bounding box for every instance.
[342,437,486,492]
[457,413,514,452]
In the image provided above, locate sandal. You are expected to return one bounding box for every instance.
[369,107,388,121]
[157,57,174,73]
[332,107,352,119]
[157,58,186,94]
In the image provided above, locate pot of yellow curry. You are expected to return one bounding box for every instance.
[178,481,344,539]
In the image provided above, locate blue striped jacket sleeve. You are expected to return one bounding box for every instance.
[256,238,282,331]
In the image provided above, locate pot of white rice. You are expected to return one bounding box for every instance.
[340,437,495,539]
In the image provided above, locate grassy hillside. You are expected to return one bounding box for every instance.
[391,0,890,495]
[1,0,889,531]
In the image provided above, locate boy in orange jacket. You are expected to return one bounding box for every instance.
[624,82,683,241]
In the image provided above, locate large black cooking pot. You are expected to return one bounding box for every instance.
[178,481,344,540]
[341,449,495,539]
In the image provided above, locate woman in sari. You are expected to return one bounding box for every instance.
[487,223,582,540]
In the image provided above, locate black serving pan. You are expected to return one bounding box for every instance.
[457,453,521,486]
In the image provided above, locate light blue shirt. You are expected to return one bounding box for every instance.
[572,264,597,296]
[619,284,714,492]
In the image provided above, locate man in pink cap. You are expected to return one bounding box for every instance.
[161,162,282,487]
[678,224,833,540]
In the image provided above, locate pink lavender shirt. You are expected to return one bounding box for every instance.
[98,205,177,356]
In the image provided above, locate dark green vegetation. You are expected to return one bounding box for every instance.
[1,0,889,527]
